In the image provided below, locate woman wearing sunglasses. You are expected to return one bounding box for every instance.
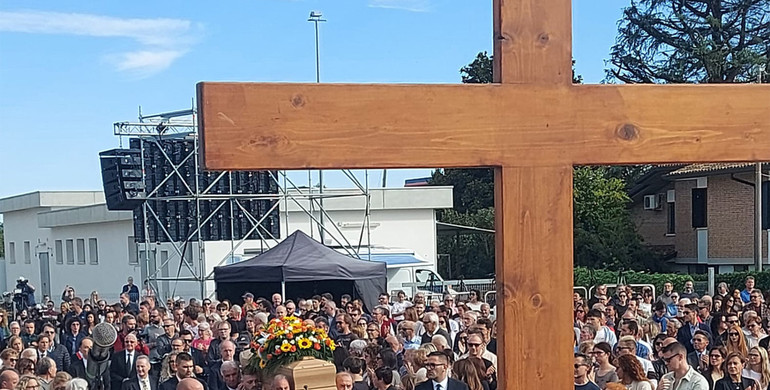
[725,323,749,359]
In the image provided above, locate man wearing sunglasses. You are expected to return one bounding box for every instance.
[658,341,708,390]
[573,353,600,390]
[415,351,469,390]
[676,304,711,354]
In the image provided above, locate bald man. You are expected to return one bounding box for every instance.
[335,372,353,390]
[178,378,205,390]
[0,369,19,390]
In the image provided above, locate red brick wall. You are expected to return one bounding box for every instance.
[675,180,697,258]
[707,174,768,258]
[631,190,675,247]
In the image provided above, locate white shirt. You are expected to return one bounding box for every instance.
[138,376,151,390]
[433,377,449,390]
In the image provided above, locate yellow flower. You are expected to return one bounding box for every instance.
[280,343,292,352]
[259,360,266,369]
[298,339,312,349]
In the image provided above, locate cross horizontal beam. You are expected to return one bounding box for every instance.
[198,82,770,170]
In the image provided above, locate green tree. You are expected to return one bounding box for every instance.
[430,53,659,278]
[608,0,769,83]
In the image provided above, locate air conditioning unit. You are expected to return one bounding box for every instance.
[644,194,661,210]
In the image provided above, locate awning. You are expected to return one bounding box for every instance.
[436,221,495,236]
[362,253,432,269]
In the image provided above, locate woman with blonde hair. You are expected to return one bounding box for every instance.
[452,359,485,390]
[614,354,652,390]
[743,346,770,389]
[726,324,749,359]
[16,375,40,390]
[8,336,23,353]
[159,351,179,383]
[51,372,71,390]
[89,291,99,306]
[640,321,660,346]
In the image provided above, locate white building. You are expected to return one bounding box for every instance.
[0,187,452,302]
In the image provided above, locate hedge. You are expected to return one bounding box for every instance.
[574,267,706,296]
[574,268,770,297]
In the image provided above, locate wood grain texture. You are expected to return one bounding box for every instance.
[198,82,770,170]
[494,166,574,389]
[493,0,572,84]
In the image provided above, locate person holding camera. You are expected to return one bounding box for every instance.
[61,286,75,304]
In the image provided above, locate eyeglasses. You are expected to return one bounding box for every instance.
[367,329,378,332]
[662,354,680,364]
[171,344,184,348]
[749,353,761,358]
[727,320,739,324]
[182,339,192,343]
[424,363,445,369]
[574,363,588,369]
[709,354,722,359]
[729,332,740,337]
[467,342,482,347]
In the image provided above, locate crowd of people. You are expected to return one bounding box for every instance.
[574,276,770,390]
[0,278,498,390]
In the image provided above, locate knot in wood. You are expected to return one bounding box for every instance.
[537,33,550,45]
[290,94,306,108]
[616,123,639,141]
[530,293,542,308]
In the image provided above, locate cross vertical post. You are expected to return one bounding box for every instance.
[493,1,574,387]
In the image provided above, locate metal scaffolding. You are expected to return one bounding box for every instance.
[113,107,374,300]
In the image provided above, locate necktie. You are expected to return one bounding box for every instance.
[141,379,149,390]
[436,384,442,390]
[126,352,132,368]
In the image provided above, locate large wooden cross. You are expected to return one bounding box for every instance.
[197,0,770,387]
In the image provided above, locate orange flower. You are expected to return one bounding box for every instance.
[267,354,273,360]
[314,343,321,350]
[290,345,296,352]
[286,333,293,339]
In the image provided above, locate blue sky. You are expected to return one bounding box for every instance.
[0,0,626,199]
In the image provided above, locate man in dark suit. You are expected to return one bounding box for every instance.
[121,355,158,390]
[676,304,711,354]
[686,330,711,373]
[206,341,236,390]
[41,324,71,372]
[68,337,93,379]
[160,352,207,390]
[415,352,469,390]
[111,334,144,390]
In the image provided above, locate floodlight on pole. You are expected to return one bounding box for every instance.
[308,11,326,84]
[308,11,327,243]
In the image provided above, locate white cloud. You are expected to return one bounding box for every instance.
[0,10,199,77]
[368,0,431,12]
[110,50,188,78]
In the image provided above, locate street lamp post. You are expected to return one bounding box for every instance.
[308,11,326,243]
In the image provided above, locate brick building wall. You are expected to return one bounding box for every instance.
[674,180,698,259]
[707,174,768,259]
[631,195,675,247]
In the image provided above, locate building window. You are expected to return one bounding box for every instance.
[692,188,708,228]
[735,265,750,272]
[76,239,86,264]
[23,241,31,264]
[88,238,99,265]
[66,240,75,265]
[128,237,138,265]
[8,242,15,264]
[667,201,676,235]
[55,240,63,264]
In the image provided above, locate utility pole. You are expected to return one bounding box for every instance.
[308,11,326,243]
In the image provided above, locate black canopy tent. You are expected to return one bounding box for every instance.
[214,230,387,311]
